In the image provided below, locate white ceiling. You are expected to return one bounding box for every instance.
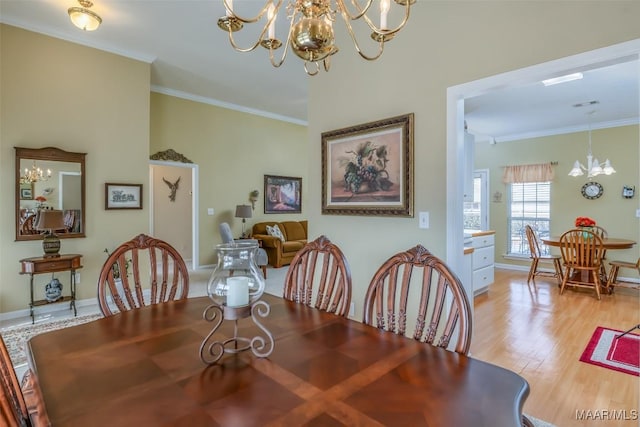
[2,1,639,136]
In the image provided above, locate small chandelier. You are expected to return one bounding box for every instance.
[568,112,616,178]
[217,0,413,76]
[21,161,52,184]
[68,0,102,31]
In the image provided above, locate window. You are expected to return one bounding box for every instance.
[463,170,488,230]
[508,182,551,256]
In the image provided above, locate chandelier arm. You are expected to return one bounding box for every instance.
[370,0,412,36]
[339,0,376,21]
[222,0,279,25]
[338,9,384,61]
[304,61,320,76]
[227,31,264,53]
[340,0,411,36]
[267,23,295,68]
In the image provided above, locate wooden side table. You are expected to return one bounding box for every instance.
[19,254,83,323]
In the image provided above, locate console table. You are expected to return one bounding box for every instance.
[19,254,82,323]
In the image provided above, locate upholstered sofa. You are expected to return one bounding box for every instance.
[251,220,308,268]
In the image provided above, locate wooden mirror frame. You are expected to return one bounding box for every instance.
[15,147,86,241]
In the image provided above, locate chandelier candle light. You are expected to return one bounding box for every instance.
[199,241,274,364]
[21,161,51,184]
[568,111,616,178]
[217,0,414,75]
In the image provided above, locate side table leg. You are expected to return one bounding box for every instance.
[70,269,77,317]
[30,274,35,324]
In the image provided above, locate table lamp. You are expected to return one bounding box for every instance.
[235,204,252,238]
[35,209,65,257]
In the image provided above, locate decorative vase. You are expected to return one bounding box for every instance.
[207,241,265,308]
[45,277,63,302]
[580,226,594,239]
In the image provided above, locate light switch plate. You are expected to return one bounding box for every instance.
[636,208,640,218]
[207,208,214,216]
[419,211,429,229]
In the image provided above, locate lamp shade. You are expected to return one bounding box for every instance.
[35,210,65,231]
[235,205,252,219]
[34,210,65,257]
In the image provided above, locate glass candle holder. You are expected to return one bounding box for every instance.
[207,241,265,308]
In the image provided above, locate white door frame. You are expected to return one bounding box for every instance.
[149,160,199,270]
[446,39,640,278]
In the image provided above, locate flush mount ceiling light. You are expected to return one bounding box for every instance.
[217,0,414,76]
[542,72,583,86]
[68,0,102,31]
[568,111,616,178]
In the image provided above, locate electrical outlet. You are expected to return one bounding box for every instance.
[207,208,214,215]
[349,301,355,317]
[636,208,640,218]
[419,211,429,229]
[74,272,81,284]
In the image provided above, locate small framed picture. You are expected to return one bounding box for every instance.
[105,183,143,210]
[264,175,302,214]
[20,184,34,200]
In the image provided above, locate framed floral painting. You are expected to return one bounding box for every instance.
[321,113,414,216]
[264,175,302,214]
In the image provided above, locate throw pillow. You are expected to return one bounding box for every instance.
[266,224,285,242]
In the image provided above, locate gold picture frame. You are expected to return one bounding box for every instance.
[321,113,414,216]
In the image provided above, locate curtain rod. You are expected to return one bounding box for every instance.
[501,161,558,167]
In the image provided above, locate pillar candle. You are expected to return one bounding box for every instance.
[226,276,249,307]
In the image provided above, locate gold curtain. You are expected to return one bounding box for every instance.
[502,163,554,183]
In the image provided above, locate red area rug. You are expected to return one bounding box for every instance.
[579,326,639,376]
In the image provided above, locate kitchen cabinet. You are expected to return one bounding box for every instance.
[471,231,494,295]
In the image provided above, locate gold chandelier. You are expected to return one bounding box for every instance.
[21,161,52,184]
[217,0,413,76]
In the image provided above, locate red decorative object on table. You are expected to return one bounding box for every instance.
[575,216,596,227]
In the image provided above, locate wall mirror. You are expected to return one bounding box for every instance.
[15,147,86,241]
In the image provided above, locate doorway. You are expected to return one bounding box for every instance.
[446,39,640,276]
[149,161,199,270]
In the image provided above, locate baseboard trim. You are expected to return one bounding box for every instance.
[0,297,99,322]
[495,262,639,284]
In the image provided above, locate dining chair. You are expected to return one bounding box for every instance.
[524,225,563,285]
[283,235,352,317]
[590,225,609,279]
[97,234,190,317]
[362,245,472,355]
[558,229,605,300]
[606,257,640,294]
[1,334,50,427]
[1,333,29,426]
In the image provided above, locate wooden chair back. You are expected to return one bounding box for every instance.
[558,229,604,299]
[525,225,542,258]
[62,210,76,233]
[524,225,563,284]
[283,235,352,317]
[0,334,29,427]
[362,245,472,355]
[559,229,604,269]
[98,234,190,317]
[20,215,38,236]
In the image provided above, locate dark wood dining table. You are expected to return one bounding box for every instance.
[27,295,530,427]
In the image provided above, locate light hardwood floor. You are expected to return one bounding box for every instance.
[471,269,639,427]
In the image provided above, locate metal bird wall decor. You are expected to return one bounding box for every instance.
[162,176,180,202]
